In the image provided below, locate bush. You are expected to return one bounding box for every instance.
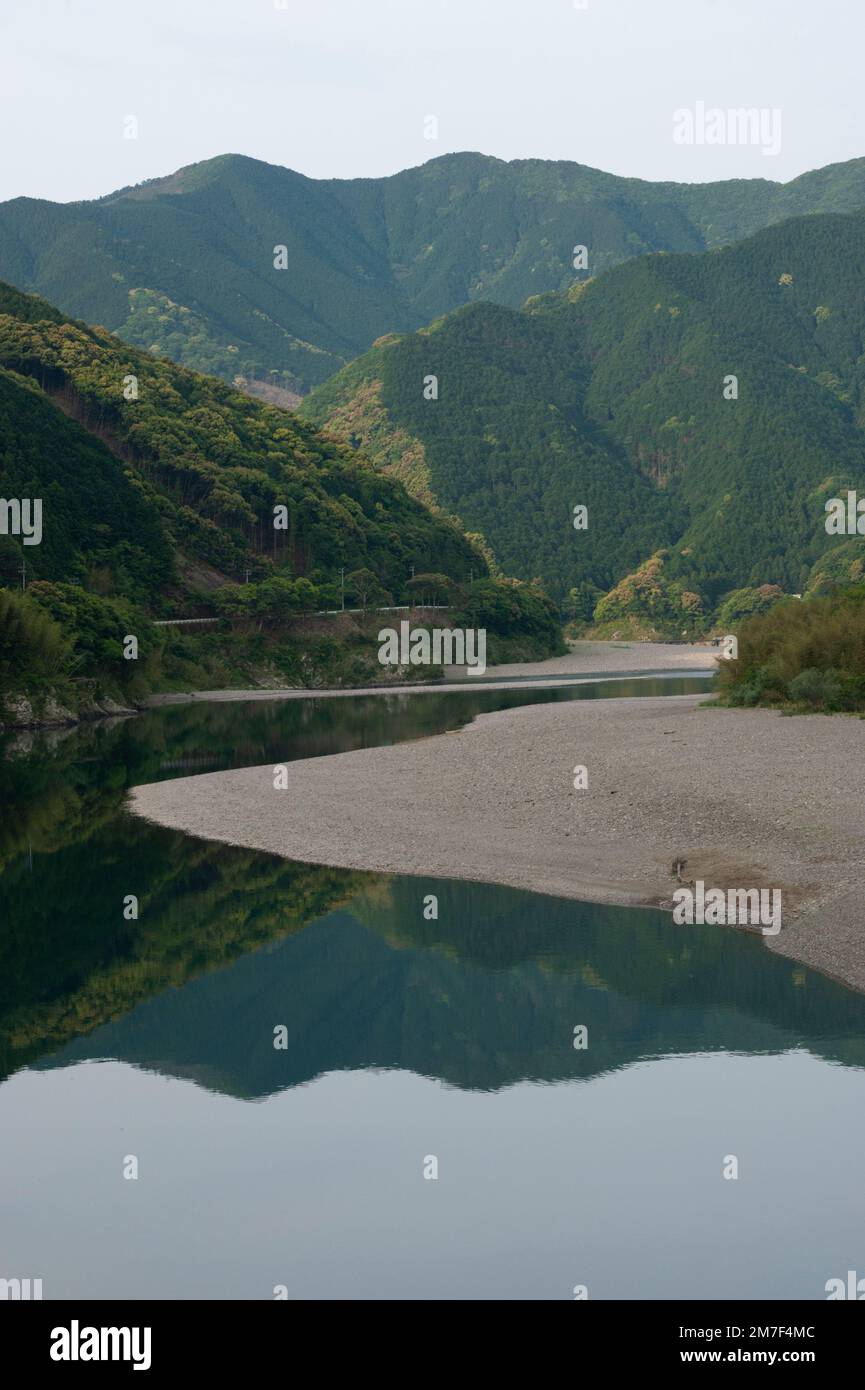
[716,587,865,711]
[724,664,785,707]
[714,584,784,630]
[0,587,71,694]
[451,577,562,646]
[787,667,865,711]
[26,581,160,697]
[788,667,844,709]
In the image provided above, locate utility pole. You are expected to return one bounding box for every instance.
[340,567,345,611]
[244,568,251,585]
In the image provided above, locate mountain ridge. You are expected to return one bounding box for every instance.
[301,206,865,619]
[22,149,865,207]
[6,150,865,395]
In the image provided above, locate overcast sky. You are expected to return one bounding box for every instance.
[2,0,862,203]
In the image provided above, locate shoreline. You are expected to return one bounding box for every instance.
[2,641,713,728]
[142,666,712,707]
[131,690,865,997]
[142,640,715,706]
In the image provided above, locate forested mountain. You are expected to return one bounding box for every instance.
[2,282,559,708]
[301,300,679,596]
[301,209,865,620]
[4,151,865,395]
[0,280,481,600]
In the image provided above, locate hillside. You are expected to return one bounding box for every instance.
[0,281,480,598]
[301,208,865,620]
[4,152,865,395]
[0,283,564,711]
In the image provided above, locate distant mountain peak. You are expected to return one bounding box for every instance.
[4,149,865,398]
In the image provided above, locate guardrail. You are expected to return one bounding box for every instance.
[153,618,221,627]
[155,604,450,625]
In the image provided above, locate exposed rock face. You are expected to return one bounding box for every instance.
[0,695,78,729]
[95,698,137,717]
[78,697,137,719]
[0,693,136,729]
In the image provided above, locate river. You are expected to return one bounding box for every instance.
[1,674,863,1299]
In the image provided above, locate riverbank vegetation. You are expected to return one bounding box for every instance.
[716,587,865,712]
[0,283,563,719]
[0,574,563,724]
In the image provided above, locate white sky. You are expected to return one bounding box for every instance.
[1,0,862,203]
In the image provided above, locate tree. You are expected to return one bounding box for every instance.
[0,587,71,693]
[346,568,390,613]
[252,577,318,624]
[406,573,452,608]
[563,580,603,624]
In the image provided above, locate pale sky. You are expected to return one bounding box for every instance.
[1,0,862,203]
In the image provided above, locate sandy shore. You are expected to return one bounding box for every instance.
[476,639,713,680]
[131,691,865,994]
[144,640,713,705]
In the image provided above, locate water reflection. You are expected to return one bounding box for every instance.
[3,675,865,1302]
[0,676,714,1084]
[32,871,865,1097]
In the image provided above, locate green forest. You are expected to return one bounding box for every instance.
[4,150,865,393]
[717,586,865,712]
[0,282,560,713]
[7,169,865,703]
[303,207,865,632]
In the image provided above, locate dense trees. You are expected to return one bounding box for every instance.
[305,208,865,633]
[405,573,451,607]
[4,152,865,392]
[716,587,865,711]
[302,303,679,599]
[591,552,705,637]
[0,293,486,601]
[0,364,172,597]
[450,578,564,660]
[0,589,70,696]
[0,285,561,706]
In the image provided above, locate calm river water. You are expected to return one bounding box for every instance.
[2,675,864,1299]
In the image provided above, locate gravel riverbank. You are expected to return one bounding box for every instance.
[131,692,865,995]
[143,640,714,705]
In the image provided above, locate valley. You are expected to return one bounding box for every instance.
[3,3,865,1314]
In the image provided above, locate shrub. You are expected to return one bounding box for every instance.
[716,587,865,711]
[0,587,71,693]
